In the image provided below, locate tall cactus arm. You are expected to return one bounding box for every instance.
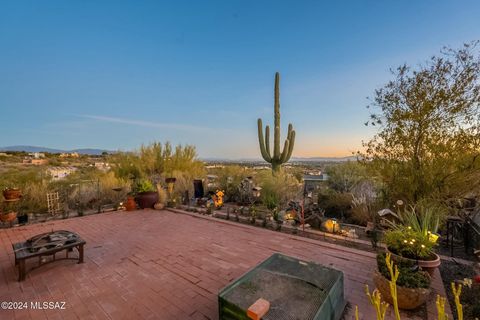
[279,139,290,163]
[284,127,296,162]
[265,125,271,159]
[257,119,272,162]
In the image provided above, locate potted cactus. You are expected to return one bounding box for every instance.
[373,253,431,310]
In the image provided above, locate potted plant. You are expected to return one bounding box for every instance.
[384,227,440,275]
[125,193,137,211]
[3,187,21,201]
[373,253,431,310]
[134,179,158,209]
[0,211,17,223]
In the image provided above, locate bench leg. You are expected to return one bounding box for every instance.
[78,245,84,264]
[18,260,26,282]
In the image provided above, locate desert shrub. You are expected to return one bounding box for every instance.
[19,180,52,213]
[257,170,301,209]
[213,165,254,202]
[317,191,353,220]
[96,172,130,206]
[110,142,206,194]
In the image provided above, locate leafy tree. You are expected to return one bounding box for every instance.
[109,141,205,185]
[361,42,480,205]
[326,161,368,193]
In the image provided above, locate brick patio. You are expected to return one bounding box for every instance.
[0,209,451,320]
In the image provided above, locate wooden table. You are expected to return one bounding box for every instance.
[12,231,85,281]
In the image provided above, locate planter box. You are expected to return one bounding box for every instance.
[218,253,346,320]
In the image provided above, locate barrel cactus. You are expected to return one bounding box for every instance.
[257,72,296,173]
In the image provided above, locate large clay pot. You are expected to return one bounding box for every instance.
[0,211,17,222]
[135,191,159,209]
[373,271,431,310]
[3,188,21,201]
[387,247,441,276]
[125,196,137,211]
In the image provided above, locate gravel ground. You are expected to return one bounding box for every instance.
[439,259,480,320]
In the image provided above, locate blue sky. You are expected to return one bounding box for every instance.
[1,1,479,158]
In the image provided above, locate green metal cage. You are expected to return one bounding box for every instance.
[218,253,346,320]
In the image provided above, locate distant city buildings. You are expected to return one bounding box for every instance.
[47,166,77,180]
[59,152,79,158]
[93,162,111,171]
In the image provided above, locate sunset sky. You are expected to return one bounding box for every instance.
[1,1,479,158]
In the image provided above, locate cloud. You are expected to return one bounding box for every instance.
[78,114,212,132]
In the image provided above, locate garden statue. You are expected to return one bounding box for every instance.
[257,72,296,174]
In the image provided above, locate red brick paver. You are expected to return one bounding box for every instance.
[0,209,451,319]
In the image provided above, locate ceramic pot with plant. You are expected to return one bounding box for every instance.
[373,253,431,310]
[135,180,158,209]
[384,227,440,275]
[3,187,21,201]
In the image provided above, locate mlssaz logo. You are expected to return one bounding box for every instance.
[30,301,66,310]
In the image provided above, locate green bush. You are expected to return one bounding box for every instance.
[377,253,430,289]
[257,170,301,209]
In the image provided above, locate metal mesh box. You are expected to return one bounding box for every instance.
[218,253,346,320]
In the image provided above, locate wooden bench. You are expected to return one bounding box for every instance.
[12,231,85,281]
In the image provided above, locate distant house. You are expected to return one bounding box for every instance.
[47,166,77,180]
[29,152,45,159]
[303,173,329,194]
[22,157,48,165]
[31,159,48,165]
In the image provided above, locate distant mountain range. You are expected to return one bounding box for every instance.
[290,156,358,162]
[0,145,111,155]
[202,156,358,163]
[0,146,358,161]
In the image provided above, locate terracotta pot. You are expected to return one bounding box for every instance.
[3,188,21,201]
[135,191,159,209]
[125,196,137,211]
[387,247,441,276]
[373,271,431,310]
[0,211,17,222]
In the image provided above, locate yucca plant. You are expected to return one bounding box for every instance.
[389,204,442,236]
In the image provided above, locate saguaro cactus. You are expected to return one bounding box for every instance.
[257,72,296,173]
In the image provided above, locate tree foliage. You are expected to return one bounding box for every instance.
[361,42,480,205]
